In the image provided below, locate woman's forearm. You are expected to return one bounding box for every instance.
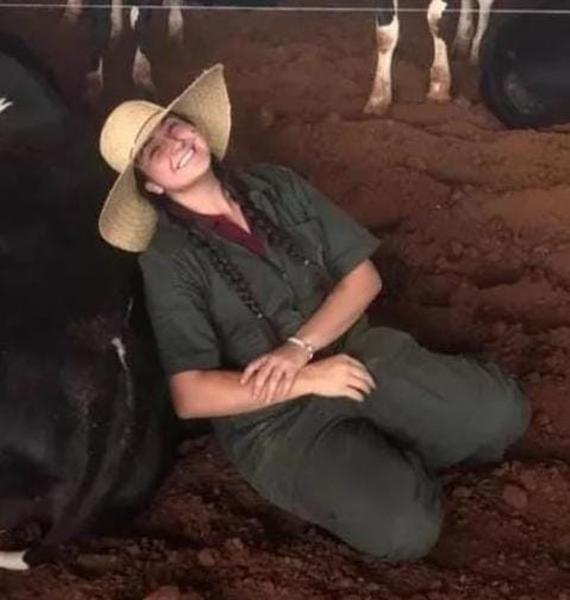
[295,259,382,352]
[169,366,314,419]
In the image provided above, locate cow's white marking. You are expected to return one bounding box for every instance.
[426,0,451,103]
[0,98,13,114]
[85,58,104,102]
[167,0,184,45]
[0,551,29,571]
[62,0,82,24]
[470,0,495,65]
[132,45,156,95]
[111,336,127,370]
[129,6,156,95]
[364,1,400,115]
[110,0,124,42]
[453,0,475,58]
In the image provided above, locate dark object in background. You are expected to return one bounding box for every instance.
[0,32,178,569]
[480,0,570,129]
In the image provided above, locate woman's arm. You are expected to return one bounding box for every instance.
[169,366,313,419]
[294,258,382,352]
[170,352,376,420]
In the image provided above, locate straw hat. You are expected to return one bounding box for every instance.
[98,63,231,252]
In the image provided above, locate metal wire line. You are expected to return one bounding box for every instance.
[0,3,569,14]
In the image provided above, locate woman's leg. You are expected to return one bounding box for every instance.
[350,327,530,471]
[215,402,442,562]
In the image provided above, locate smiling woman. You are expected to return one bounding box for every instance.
[97,63,530,562]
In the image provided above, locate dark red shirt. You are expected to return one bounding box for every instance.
[163,199,266,256]
[192,212,266,257]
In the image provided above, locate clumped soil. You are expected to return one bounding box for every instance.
[2,2,570,598]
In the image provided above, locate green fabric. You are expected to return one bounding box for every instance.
[138,163,529,560]
[139,163,380,376]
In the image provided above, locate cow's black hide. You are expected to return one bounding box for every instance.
[480,0,570,129]
[0,33,178,567]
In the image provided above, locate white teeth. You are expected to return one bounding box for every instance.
[177,148,194,170]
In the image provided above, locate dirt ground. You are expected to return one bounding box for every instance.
[2,1,570,598]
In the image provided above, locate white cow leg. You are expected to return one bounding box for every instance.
[62,0,82,25]
[167,0,184,45]
[110,0,124,42]
[84,57,104,103]
[453,0,474,58]
[426,0,451,103]
[0,551,29,571]
[470,0,494,65]
[364,8,400,114]
[130,7,156,95]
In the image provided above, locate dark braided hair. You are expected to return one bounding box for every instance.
[135,155,332,346]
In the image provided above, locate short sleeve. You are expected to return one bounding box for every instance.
[277,166,381,280]
[139,250,221,376]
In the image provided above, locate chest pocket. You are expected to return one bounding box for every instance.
[282,216,326,269]
[213,310,273,369]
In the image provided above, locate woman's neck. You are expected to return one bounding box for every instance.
[169,169,235,217]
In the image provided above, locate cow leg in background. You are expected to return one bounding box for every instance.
[470,0,494,64]
[426,0,451,103]
[167,0,185,45]
[453,0,474,58]
[110,0,124,41]
[62,0,82,24]
[131,5,156,96]
[364,0,400,114]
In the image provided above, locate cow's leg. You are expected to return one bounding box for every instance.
[167,0,184,45]
[364,0,400,115]
[453,0,474,58]
[426,0,451,103]
[110,0,124,41]
[85,57,104,102]
[130,6,156,95]
[62,0,82,24]
[470,0,494,65]
[0,551,29,571]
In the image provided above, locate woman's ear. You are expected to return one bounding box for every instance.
[145,180,164,195]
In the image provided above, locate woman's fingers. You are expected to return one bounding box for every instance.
[346,357,377,389]
[260,369,287,405]
[240,355,269,385]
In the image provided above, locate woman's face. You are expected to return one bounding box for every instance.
[135,114,212,195]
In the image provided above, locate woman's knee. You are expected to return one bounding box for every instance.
[341,487,443,561]
[483,371,530,455]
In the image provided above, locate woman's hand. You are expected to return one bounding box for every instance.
[304,354,376,402]
[240,342,311,405]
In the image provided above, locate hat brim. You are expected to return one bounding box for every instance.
[98,63,231,252]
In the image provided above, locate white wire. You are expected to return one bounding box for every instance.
[0,3,569,14]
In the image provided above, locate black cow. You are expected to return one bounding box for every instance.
[480,0,570,129]
[61,0,277,99]
[0,33,177,570]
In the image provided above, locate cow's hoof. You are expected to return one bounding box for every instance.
[363,98,391,115]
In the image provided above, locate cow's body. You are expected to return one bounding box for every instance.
[0,34,177,570]
[480,0,570,129]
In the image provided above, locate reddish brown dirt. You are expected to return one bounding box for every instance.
[3,2,570,599]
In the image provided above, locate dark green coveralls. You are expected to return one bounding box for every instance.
[139,164,529,561]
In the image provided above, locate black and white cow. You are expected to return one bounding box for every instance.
[480,0,570,129]
[61,0,276,99]
[0,33,177,571]
[365,0,495,114]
